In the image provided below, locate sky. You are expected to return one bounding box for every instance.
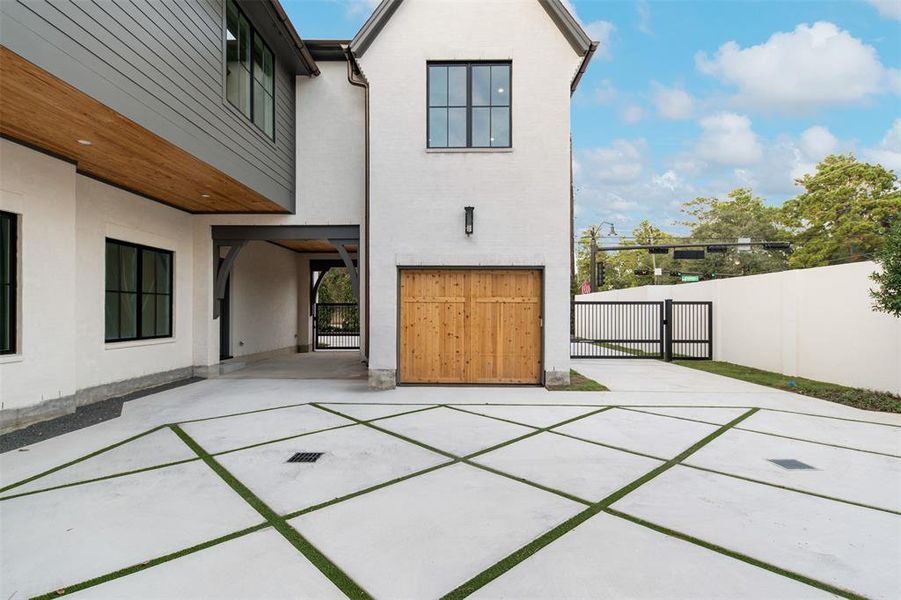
[282,0,901,237]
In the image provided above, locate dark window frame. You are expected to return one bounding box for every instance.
[105,238,174,344]
[225,0,276,141]
[0,211,17,355]
[427,61,513,149]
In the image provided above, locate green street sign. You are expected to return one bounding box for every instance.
[681,275,701,282]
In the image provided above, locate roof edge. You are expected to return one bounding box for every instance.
[570,41,598,94]
[268,0,320,76]
[350,0,403,56]
[538,0,593,55]
[351,0,594,58]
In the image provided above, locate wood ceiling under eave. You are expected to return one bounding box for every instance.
[274,240,359,253]
[0,47,287,214]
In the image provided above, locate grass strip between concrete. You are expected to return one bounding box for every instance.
[14,400,895,598]
[19,402,885,600]
[604,508,867,600]
[29,522,270,599]
[439,408,761,599]
[0,458,200,501]
[170,425,373,600]
[312,403,615,504]
[2,406,444,502]
[0,425,166,494]
[621,406,901,458]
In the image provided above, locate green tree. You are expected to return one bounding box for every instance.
[317,268,354,303]
[871,220,901,317]
[681,188,790,278]
[781,154,900,268]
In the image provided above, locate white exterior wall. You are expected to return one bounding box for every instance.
[190,64,367,366]
[296,61,366,224]
[359,0,581,380]
[228,241,299,358]
[0,140,78,412]
[74,176,196,391]
[0,140,196,418]
[577,262,901,395]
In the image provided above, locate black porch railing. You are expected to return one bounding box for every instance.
[314,303,360,350]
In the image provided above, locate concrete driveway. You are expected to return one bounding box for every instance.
[1,360,899,599]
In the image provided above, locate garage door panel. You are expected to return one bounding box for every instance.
[400,269,541,384]
[400,270,467,383]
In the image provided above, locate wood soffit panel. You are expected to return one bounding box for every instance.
[0,47,287,214]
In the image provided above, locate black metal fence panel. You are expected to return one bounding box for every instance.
[571,301,664,358]
[314,303,360,350]
[671,301,713,360]
[571,299,712,360]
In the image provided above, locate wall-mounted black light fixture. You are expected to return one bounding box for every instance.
[464,206,474,236]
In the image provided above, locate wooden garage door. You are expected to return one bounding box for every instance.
[399,269,542,384]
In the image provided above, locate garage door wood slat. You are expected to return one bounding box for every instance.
[400,269,541,384]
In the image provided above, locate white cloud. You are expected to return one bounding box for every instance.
[621,104,645,124]
[798,126,838,159]
[559,0,615,59]
[867,0,901,20]
[862,119,901,172]
[636,0,652,34]
[653,85,694,119]
[584,20,615,59]
[696,112,763,165]
[593,79,618,105]
[580,139,647,183]
[652,170,684,192]
[696,22,898,112]
[344,0,380,17]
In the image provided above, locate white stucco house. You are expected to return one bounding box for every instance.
[0,0,597,431]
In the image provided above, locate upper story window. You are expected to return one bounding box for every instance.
[427,62,511,149]
[226,0,275,139]
[0,211,17,355]
[105,239,173,343]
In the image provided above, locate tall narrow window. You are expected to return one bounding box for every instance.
[225,0,275,139]
[105,239,173,343]
[427,62,511,149]
[0,211,17,355]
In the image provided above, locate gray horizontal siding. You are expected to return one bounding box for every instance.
[0,0,296,211]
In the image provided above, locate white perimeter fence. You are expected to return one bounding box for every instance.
[576,261,901,395]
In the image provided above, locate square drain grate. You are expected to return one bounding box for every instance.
[287,452,323,463]
[768,458,816,470]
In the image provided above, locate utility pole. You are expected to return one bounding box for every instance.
[589,237,597,291]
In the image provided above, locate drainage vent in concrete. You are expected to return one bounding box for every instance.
[287,452,323,463]
[768,458,816,470]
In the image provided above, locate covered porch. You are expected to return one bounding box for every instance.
[206,225,364,379]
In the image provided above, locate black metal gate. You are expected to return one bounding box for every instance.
[571,299,711,360]
[314,303,360,350]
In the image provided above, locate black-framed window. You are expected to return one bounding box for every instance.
[427,62,511,149]
[226,0,275,139]
[0,211,17,355]
[105,239,173,343]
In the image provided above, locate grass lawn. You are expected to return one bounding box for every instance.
[548,369,609,392]
[675,360,901,413]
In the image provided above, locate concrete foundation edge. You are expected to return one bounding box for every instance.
[0,366,195,434]
[544,369,570,387]
[369,368,397,390]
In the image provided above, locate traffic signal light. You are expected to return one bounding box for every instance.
[596,261,606,286]
[763,241,791,250]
